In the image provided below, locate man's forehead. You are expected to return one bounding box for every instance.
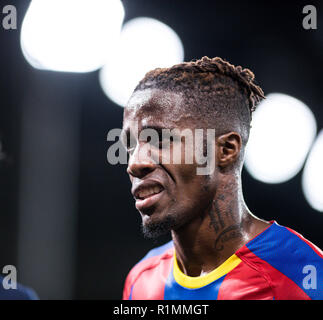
[123,88,199,132]
[124,88,184,116]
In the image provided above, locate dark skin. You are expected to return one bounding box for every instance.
[122,88,270,277]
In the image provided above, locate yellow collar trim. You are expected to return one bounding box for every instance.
[173,251,242,289]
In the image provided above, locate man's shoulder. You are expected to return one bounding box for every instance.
[123,241,174,299]
[0,276,38,300]
[138,241,174,264]
[241,221,323,262]
[129,241,174,277]
[238,221,323,299]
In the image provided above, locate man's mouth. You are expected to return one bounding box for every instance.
[135,185,164,200]
[132,181,165,211]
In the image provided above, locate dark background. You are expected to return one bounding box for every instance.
[0,0,322,299]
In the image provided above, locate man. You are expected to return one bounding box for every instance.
[121,56,323,300]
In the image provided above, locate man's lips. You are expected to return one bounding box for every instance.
[135,190,165,211]
[132,180,165,211]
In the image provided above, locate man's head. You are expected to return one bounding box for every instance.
[122,56,264,238]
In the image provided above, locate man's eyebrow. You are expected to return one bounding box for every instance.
[141,125,176,140]
[121,125,179,143]
[141,125,176,132]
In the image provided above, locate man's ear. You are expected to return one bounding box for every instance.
[216,132,242,168]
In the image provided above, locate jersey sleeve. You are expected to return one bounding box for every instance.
[241,222,323,300]
[122,241,174,300]
[122,271,133,300]
[0,280,38,300]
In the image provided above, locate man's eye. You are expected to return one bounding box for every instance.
[158,136,176,149]
[163,136,176,145]
[139,135,178,149]
[149,139,161,149]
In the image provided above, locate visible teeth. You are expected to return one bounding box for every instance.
[138,186,162,199]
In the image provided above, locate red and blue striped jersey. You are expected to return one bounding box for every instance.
[123,221,323,300]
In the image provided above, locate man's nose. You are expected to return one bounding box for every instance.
[126,143,157,178]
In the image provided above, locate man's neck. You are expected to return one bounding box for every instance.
[171,176,269,277]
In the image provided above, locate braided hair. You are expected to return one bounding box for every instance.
[133,56,265,147]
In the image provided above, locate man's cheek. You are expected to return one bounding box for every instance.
[178,164,201,184]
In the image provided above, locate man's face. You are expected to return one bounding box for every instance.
[122,88,218,238]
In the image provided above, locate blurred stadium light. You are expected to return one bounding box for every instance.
[302,130,323,212]
[245,93,317,184]
[99,17,184,107]
[20,0,124,72]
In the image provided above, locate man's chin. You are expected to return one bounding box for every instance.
[141,215,177,239]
